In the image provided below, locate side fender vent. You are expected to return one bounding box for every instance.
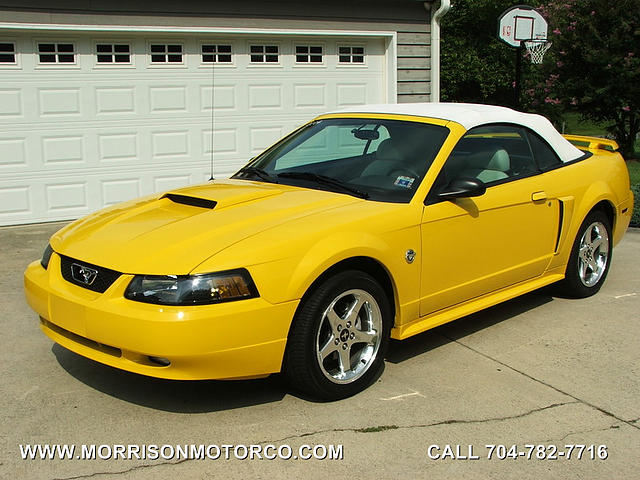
[555,200,564,253]
[162,194,217,209]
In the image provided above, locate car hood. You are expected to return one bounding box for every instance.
[51,179,360,274]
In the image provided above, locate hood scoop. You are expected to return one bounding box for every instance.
[162,193,217,209]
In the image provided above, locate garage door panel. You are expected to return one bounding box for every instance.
[42,135,85,165]
[38,88,82,117]
[101,178,141,207]
[0,89,23,117]
[203,129,238,155]
[248,84,283,110]
[200,85,237,111]
[0,186,32,216]
[98,133,138,162]
[0,137,27,167]
[149,86,188,113]
[293,84,327,109]
[95,87,136,115]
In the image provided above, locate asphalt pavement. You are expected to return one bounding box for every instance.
[1,222,638,480]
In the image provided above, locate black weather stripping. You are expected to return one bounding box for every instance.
[162,194,217,209]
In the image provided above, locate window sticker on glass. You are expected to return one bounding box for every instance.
[394,176,415,189]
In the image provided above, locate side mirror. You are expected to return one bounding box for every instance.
[436,177,486,200]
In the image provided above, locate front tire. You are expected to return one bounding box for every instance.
[284,270,391,400]
[557,210,612,298]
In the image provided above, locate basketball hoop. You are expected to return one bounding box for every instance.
[524,39,552,64]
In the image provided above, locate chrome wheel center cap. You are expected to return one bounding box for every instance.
[339,329,350,342]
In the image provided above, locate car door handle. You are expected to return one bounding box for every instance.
[531,191,547,202]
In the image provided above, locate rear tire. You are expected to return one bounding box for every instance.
[284,270,391,400]
[556,210,612,298]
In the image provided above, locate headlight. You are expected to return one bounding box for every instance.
[41,244,54,270]
[124,269,259,306]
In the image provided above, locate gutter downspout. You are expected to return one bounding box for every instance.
[427,0,451,102]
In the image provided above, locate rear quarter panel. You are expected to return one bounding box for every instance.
[544,150,632,271]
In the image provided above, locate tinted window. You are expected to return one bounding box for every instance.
[527,130,562,170]
[441,124,539,186]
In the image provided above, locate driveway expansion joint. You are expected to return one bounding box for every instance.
[442,334,640,431]
[543,423,626,444]
[52,460,190,480]
[51,402,577,479]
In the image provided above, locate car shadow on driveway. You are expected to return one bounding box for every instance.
[52,344,289,413]
[50,290,554,411]
[386,290,555,364]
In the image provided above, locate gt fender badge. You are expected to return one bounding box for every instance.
[405,249,416,264]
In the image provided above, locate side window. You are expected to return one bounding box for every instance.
[527,130,562,170]
[441,124,539,186]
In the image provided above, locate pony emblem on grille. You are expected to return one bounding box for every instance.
[71,263,98,286]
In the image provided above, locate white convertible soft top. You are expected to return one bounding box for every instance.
[332,103,584,163]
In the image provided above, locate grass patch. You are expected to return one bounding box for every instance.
[628,161,640,187]
[560,112,608,137]
[560,112,640,159]
[631,184,640,227]
[355,425,399,433]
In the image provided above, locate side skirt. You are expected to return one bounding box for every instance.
[391,273,565,340]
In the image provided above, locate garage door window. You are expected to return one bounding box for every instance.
[201,44,232,63]
[38,43,75,64]
[0,42,16,63]
[250,45,279,63]
[150,44,183,63]
[295,45,323,63]
[338,46,365,64]
[96,44,131,64]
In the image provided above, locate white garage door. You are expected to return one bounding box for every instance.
[0,31,388,225]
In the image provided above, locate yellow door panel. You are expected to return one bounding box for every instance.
[420,176,559,316]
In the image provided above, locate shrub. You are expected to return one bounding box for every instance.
[631,184,640,227]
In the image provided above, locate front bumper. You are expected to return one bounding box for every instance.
[24,254,299,380]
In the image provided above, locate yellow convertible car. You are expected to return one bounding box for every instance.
[24,103,633,400]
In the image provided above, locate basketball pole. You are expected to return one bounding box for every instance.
[514,45,522,110]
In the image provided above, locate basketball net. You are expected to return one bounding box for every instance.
[524,39,552,64]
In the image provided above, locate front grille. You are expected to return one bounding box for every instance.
[60,255,122,293]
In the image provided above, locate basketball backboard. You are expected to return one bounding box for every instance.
[498,5,548,48]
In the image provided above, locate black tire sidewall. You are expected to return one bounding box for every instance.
[285,270,392,400]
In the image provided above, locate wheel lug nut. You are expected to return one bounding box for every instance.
[350,332,355,339]
[346,322,351,328]
[342,343,348,350]
[334,339,339,345]
[337,324,342,331]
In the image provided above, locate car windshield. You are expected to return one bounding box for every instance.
[232,118,450,203]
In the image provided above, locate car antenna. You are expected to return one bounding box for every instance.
[209,51,215,181]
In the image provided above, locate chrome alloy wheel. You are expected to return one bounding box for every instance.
[315,289,382,384]
[577,221,610,287]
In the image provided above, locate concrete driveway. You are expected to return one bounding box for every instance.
[1,222,638,480]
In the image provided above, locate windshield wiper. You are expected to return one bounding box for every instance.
[277,172,369,199]
[235,166,277,183]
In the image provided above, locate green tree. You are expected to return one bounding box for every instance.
[526,0,640,157]
[441,0,542,106]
